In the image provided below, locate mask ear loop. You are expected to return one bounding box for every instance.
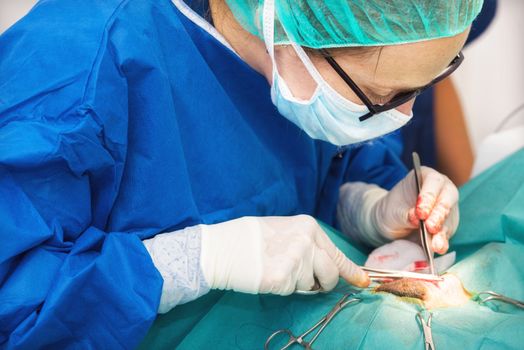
[262,8,367,111]
[262,0,321,103]
[288,43,327,86]
[262,0,277,68]
[262,0,323,85]
[291,41,372,112]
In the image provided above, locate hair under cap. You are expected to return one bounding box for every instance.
[226,0,484,48]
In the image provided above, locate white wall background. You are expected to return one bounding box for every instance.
[453,0,524,152]
[0,0,36,33]
[1,0,523,153]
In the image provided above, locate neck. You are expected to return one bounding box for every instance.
[208,0,272,80]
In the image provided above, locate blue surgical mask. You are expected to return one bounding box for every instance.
[262,0,413,146]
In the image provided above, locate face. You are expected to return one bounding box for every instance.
[274,28,470,115]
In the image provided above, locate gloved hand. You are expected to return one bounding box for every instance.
[338,167,459,254]
[200,215,369,295]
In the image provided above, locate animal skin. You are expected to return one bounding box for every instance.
[375,274,471,309]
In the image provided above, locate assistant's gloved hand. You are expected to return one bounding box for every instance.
[200,215,370,295]
[337,167,459,254]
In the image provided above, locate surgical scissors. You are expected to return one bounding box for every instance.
[477,291,524,309]
[264,293,362,349]
[416,312,436,350]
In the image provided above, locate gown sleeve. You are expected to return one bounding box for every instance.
[0,5,163,349]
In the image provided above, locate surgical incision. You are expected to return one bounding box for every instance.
[375,274,471,309]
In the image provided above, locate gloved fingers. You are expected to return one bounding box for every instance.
[295,272,316,292]
[408,207,420,227]
[294,248,316,292]
[417,167,447,220]
[431,226,450,254]
[425,181,459,234]
[335,251,370,288]
[312,249,339,291]
[314,229,370,287]
[266,257,300,296]
[444,205,460,238]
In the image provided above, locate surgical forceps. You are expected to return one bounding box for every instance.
[477,291,524,309]
[264,293,362,349]
[413,152,437,276]
[416,312,436,350]
[362,267,443,282]
[295,267,444,295]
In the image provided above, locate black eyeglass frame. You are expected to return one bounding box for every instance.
[319,49,464,122]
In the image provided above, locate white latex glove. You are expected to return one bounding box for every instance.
[200,215,369,295]
[338,167,459,254]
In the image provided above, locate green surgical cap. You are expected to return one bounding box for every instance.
[225,0,484,48]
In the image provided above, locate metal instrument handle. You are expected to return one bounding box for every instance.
[412,152,436,276]
[478,291,524,309]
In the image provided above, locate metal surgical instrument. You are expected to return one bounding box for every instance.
[295,267,444,295]
[264,293,362,350]
[295,278,323,295]
[362,267,443,282]
[412,152,437,276]
[477,291,524,309]
[417,312,436,350]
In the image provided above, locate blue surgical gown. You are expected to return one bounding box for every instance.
[0,0,407,348]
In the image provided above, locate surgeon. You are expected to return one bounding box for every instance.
[0,0,482,348]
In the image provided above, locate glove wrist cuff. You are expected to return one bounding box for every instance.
[337,182,390,247]
[361,187,392,246]
[200,218,263,293]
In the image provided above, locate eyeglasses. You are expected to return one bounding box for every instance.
[319,49,464,122]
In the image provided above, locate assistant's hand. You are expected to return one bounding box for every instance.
[200,215,369,295]
[373,167,459,254]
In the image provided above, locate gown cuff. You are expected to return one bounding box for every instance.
[143,226,211,314]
